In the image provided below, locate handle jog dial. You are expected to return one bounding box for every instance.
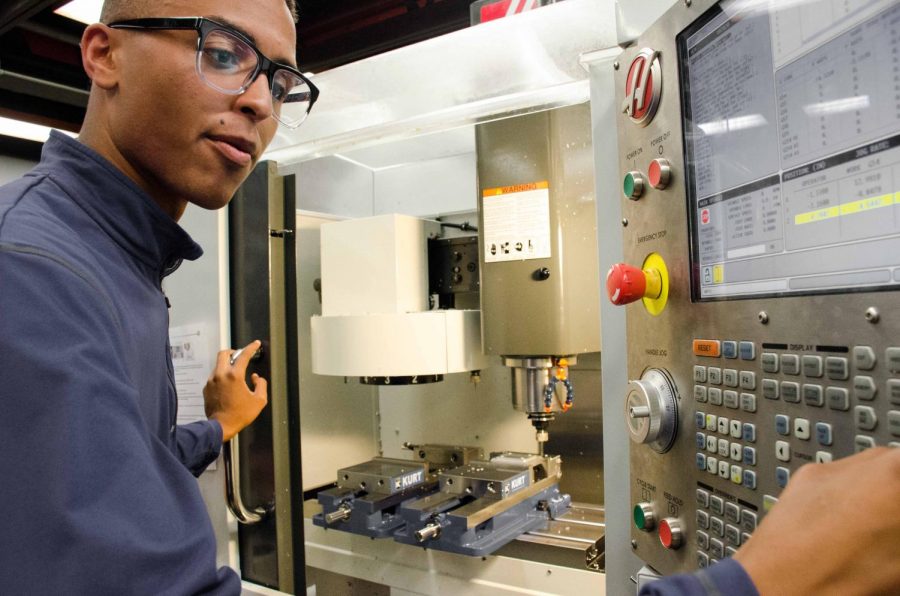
[625,368,678,453]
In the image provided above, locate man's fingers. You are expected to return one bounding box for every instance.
[230,340,261,368]
[251,374,268,400]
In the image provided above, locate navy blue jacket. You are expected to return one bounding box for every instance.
[0,132,239,595]
[639,558,759,596]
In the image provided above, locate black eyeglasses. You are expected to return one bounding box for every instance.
[108,17,319,129]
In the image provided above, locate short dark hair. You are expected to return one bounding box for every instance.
[100,0,298,24]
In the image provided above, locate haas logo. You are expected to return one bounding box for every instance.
[622,48,662,127]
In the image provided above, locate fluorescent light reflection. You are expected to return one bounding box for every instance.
[697,114,767,136]
[54,0,103,25]
[0,117,77,143]
[803,96,870,116]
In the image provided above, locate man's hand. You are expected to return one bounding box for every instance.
[735,447,900,595]
[203,340,268,442]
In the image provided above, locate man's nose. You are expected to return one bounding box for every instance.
[236,73,273,122]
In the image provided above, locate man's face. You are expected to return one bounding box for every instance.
[106,0,296,212]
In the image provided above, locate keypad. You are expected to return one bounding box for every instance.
[695,488,758,564]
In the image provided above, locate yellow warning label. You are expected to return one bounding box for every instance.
[713,264,724,284]
[794,193,894,225]
[483,180,550,197]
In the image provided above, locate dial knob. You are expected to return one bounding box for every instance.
[606,263,662,306]
[659,518,683,550]
[625,368,678,453]
[633,502,656,531]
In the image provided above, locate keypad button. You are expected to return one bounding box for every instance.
[815,422,833,446]
[775,441,791,462]
[886,347,900,374]
[709,388,723,406]
[740,510,758,532]
[782,381,801,403]
[742,469,757,489]
[888,411,900,438]
[743,446,757,466]
[726,546,739,558]
[718,460,730,479]
[706,435,717,453]
[763,495,778,511]
[696,411,707,429]
[725,524,741,546]
[729,419,742,439]
[775,415,790,436]
[694,365,708,383]
[741,532,753,545]
[697,530,710,550]
[710,538,725,559]
[742,423,757,443]
[724,502,740,523]
[710,496,724,515]
[781,354,800,375]
[723,341,738,359]
[739,342,756,360]
[697,510,710,529]
[776,466,790,487]
[706,414,718,431]
[762,379,779,400]
[724,390,739,409]
[695,385,708,403]
[708,367,722,385]
[827,387,850,411]
[696,453,707,470]
[698,551,710,568]
[887,380,900,407]
[854,406,878,431]
[855,435,876,452]
[816,451,833,463]
[696,432,707,449]
[739,371,756,390]
[891,442,900,448]
[802,355,823,378]
[825,357,849,381]
[710,517,724,536]
[730,442,742,462]
[853,376,877,401]
[707,455,718,474]
[718,439,730,458]
[761,352,779,373]
[740,393,757,413]
[802,384,824,407]
[794,418,810,440]
[724,369,739,387]
[696,489,710,508]
[695,340,722,357]
[718,417,730,435]
[853,346,876,371]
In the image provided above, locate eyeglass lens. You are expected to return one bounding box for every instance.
[197,28,313,128]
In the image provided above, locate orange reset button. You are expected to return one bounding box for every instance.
[693,340,721,357]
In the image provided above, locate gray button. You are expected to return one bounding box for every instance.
[724,502,740,523]
[725,524,741,546]
[816,422,833,446]
[723,369,739,387]
[696,488,710,507]
[726,546,738,558]
[855,435,876,452]
[710,538,725,559]
[825,357,849,381]
[762,378,779,400]
[742,423,756,443]
[802,384,824,407]
[697,530,710,550]
[740,510,758,532]
[739,342,756,360]
[853,346,876,371]
[889,411,900,438]
[802,355,823,378]
[723,341,738,359]
[696,412,706,428]
[854,376,877,401]
[782,381,801,403]
[697,510,710,530]
[708,367,722,385]
[724,390,739,409]
[698,551,710,568]
[739,371,756,390]
[718,438,730,457]
[761,352,779,373]
[888,380,900,407]
[741,532,753,545]
[740,393,757,412]
[742,446,756,466]
[710,495,724,515]
[775,414,790,435]
[710,517,725,537]
[695,385,708,403]
[854,406,878,431]
[718,417,730,435]
[776,466,790,487]
[781,354,800,375]
[827,387,850,411]
[886,348,900,374]
[709,387,723,406]
[794,418,811,440]
[696,432,706,449]
[694,365,708,383]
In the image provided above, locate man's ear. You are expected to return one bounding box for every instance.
[81,24,118,90]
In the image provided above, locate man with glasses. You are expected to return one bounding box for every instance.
[0,0,314,593]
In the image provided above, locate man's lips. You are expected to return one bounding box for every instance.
[207,135,256,167]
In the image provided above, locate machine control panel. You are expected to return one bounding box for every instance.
[615,0,900,576]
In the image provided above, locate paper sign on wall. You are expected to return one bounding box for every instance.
[482,181,551,263]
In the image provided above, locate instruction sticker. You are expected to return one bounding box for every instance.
[482,180,551,263]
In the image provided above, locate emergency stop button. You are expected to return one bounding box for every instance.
[606,263,662,306]
[648,159,671,189]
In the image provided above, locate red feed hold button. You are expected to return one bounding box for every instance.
[659,518,683,550]
[606,263,647,305]
[648,159,671,189]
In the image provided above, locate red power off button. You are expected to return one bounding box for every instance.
[648,159,671,190]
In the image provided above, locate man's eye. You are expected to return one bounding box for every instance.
[272,82,287,102]
[205,48,241,70]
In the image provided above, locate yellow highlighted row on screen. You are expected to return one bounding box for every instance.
[794,192,896,225]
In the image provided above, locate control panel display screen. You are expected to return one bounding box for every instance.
[679,0,900,300]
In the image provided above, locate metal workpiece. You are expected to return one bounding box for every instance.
[402,443,484,471]
[500,504,606,571]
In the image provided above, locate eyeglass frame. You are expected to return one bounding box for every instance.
[107,17,319,128]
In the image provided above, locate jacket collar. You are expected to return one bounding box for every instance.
[37,131,203,277]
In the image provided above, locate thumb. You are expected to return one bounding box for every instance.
[251,374,269,401]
